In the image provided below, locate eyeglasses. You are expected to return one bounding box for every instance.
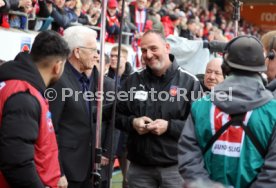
[110,54,126,58]
[78,46,98,53]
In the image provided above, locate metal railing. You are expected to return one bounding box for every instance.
[6,11,134,45]
[86,25,133,45]
[8,10,29,30]
[8,11,55,31]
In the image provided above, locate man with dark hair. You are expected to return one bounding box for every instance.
[116,30,201,188]
[0,30,70,188]
[178,36,276,188]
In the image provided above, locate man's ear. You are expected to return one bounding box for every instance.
[165,43,171,53]
[52,60,63,75]
[74,48,80,59]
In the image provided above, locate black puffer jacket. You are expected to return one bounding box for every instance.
[0,52,47,187]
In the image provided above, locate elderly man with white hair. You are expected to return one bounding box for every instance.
[49,26,114,188]
[203,57,224,91]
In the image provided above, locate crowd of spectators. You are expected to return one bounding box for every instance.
[0,0,264,46]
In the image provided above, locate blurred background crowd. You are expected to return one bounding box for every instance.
[0,0,265,45]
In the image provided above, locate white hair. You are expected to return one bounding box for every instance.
[208,57,223,64]
[63,26,97,53]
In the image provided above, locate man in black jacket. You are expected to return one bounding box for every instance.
[49,25,114,188]
[107,45,133,188]
[0,30,70,188]
[116,30,202,188]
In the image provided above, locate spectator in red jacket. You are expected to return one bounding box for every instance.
[106,0,120,43]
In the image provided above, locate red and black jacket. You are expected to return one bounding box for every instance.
[0,52,61,188]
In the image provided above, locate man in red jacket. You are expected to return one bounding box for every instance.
[0,30,70,188]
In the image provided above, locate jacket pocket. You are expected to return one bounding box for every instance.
[59,139,78,149]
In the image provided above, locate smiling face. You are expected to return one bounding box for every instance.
[140,32,171,76]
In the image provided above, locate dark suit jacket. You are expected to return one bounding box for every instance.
[49,62,114,182]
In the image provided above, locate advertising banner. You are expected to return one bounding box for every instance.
[241,4,276,31]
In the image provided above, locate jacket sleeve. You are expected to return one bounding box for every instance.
[37,0,51,17]
[167,119,186,139]
[0,0,10,13]
[178,114,210,183]
[101,120,119,159]
[115,80,136,133]
[51,6,71,28]
[115,94,136,133]
[101,81,116,159]
[106,19,120,35]
[49,81,66,175]
[49,81,65,132]
[167,79,203,139]
[250,126,276,188]
[0,93,44,188]
[116,112,137,133]
[101,120,111,158]
[78,14,89,25]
